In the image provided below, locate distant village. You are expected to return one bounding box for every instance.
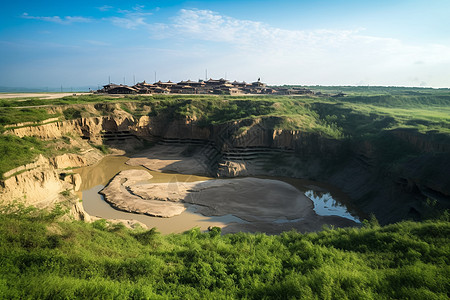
[96,78,314,95]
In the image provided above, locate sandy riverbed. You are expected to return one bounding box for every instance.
[126,144,211,175]
[100,169,357,233]
[77,144,359,234]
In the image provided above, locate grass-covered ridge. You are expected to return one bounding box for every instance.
[0,135,81,179]
[1,89,449,178]
[0,205,448,299]
[0,107,59,129]
[1,90,449,136]
[0,89,449,298]
[125,94,450,138]
[302,85,450,97]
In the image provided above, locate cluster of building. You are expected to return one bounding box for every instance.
[96,78,314,95]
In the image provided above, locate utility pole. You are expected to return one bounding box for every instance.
[154,71,156,83]
[108,76,111,84]
[205,69,208,80]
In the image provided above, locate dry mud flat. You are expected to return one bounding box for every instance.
[101,169,357,234]
[126,144,211,175]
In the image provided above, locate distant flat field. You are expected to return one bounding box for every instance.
[0,93,89,99]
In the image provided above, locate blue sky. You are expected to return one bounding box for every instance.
[1,0,450,88]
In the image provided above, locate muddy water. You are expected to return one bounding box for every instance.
[74,156,247,234]
[74,156,362,234]
[82,185,246,234]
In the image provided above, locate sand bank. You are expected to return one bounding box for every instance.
[100,169,357,233]
[99,170,186,218]
[126,144,212,175]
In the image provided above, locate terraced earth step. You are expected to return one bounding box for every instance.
[157,138,213,145]
[223,147,295,153]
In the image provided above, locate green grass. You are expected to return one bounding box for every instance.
[91,144,110,154]
[1,89,448,185]
[0,94,120,107]
[62,107,82,120]
[0,107,59,127]
[133,94,450,140]
[301,85,450,97]
[0,136,48,177]
[1,90,448,135]
[0,135,81,179]
[0,205,448,299]
[0,89,449,298]
[0,91,450,178]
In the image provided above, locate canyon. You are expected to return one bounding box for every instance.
[1,102,448,231]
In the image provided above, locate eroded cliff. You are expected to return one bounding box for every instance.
[2,102,449,224]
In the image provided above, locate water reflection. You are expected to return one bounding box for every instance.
[305,190,361,223]
[258,176,364,223]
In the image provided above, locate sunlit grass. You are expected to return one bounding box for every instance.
[0,204,448,299]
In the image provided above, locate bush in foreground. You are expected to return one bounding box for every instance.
[0,205,449,299]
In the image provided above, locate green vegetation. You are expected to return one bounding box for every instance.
[146,98,278,126]
[91,144,111,154]
[60,189,72,197]
[140,93,450,138]
[0,89,449,298]
[1,90,449,136]
[62,107,82,120]
[0,135,47,177]
[0,205,448,299]
[0,135,80,179]
[0,94,118,107]
[0,107,59,127]
[1,89,448,179]
[301,85,450,97]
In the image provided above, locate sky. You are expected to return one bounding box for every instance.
[1,0,450,88]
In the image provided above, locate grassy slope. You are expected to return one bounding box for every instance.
[0,135,48,177]
[1,92,449,135]
[0,206,448,299]
[0,89,449,298]
[1,90,449,177]
[0,135,82,179]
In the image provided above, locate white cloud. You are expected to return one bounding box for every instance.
[13,8,450,87]
[104,5,153,29]
[98,5,113,12]
[108,16,147,29]
[147,9,450,86]
[22,12,92,24]
[163,9,361,51]
[133,5,145,11]
[22,6,153,29]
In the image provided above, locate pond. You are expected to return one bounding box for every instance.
[74,156,362,234]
